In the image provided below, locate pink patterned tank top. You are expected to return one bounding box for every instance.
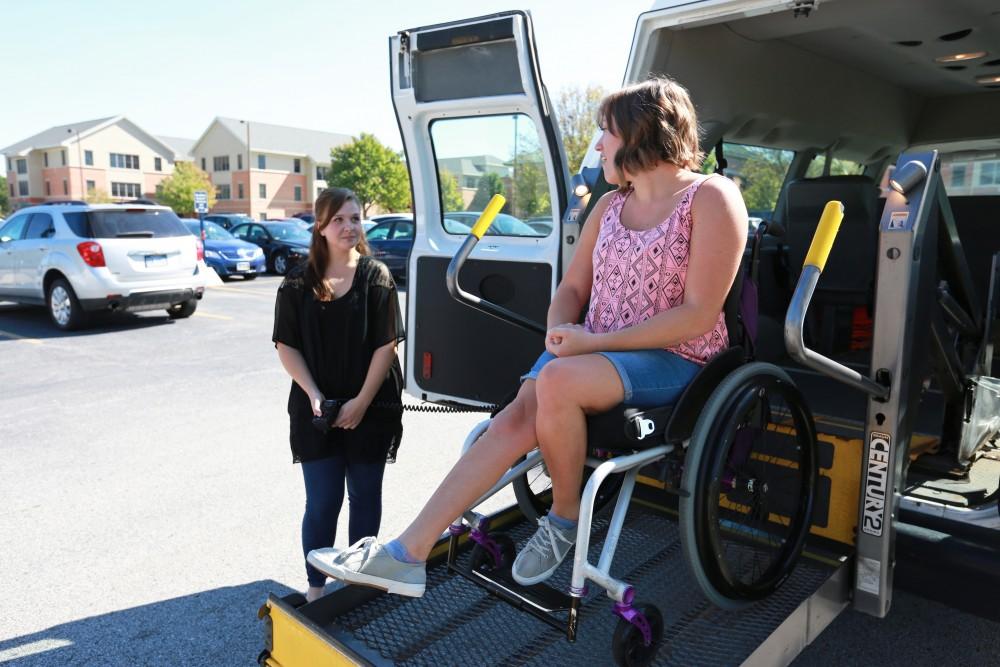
[583,176,728,365]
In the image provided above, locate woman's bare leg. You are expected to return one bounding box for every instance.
[396,380,540,560]
[534,355,624,521]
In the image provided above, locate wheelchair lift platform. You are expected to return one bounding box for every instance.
[267,504,849,667]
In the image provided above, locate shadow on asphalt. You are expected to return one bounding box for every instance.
[0,303,177,339]
[0,581,296,666]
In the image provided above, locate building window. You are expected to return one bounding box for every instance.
[259,183,267,199]
[154,157,162,172]
[237,154,243,170]
[257,154,266,170]
[16,159,27,174]
[317,186,323,198]
[110,153,140,169]
[238,183,244,199]
[45,181,51,196]
[44,152,49,167]
[213,155,230,172]
[201,157,207,171]
[155,184,163,197]
[294,185,302,201]
[86,180,96,193]
[18,181,28,196]
[979,161,998,186]
[63,179,68,195]
[85,150,94,166]
[952,165,967,188]
[6,157,11,172]
[8,183,13,197]
[316,165,327,180]
[293,158,301,173]
[111,182,142,198]
[217,184,231,200]
[61,150,66,166]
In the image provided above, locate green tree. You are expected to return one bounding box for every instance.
[554,84,607,172]
[156,162,216,217]
[328,133,410,216]
[470,172,505,211]
[439,169,464,211]
[510,148,550,219]
[0,176,9,215]
[85,188,114,204]
[739,148,791,212]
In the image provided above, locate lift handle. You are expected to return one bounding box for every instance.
[446,195,547,335]
[784,200,890,400]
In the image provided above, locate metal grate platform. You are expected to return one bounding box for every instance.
[321,506,838,666]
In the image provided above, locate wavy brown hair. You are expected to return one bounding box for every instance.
[598,77,704,190]
[307,187,370,301]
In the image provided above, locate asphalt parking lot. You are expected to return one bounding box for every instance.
[1,274,998,666]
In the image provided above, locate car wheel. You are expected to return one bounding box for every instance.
[47,278,87,331]
[272,251,289,276]
[167,299,198,319]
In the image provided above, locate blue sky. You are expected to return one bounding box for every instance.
[2,0,651,152]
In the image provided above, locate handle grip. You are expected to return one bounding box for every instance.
[803,201,844,272]
[470,194,506,239]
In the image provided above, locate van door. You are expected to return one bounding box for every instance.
[391,11,570,405]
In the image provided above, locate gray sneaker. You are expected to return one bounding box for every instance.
[511,515,577,586]
[307,537,426,597]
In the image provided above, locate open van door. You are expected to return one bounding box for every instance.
[391,11,570,405]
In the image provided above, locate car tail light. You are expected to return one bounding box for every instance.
[196,240,204,262]
[77,242,106,268]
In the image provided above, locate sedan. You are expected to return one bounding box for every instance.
[181,219,265,280]
[365,219,414,282]
[230,221,311,275]
[444,211,543,237]
[205,213,254,230]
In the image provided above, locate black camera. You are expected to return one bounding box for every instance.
[312,399,346,434]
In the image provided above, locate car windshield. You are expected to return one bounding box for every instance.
[182,220,233,241]
[63,209,189,239]
[444,212,542,237]
[265,222,312,243]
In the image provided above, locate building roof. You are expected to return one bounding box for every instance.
[205,117,354,164]
[156,135,196,161]
[1,116,118,155]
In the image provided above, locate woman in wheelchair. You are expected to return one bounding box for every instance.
[307,76,748,598]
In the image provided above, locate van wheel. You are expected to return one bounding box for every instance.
[47,278,87,331]
[167,299,198,319]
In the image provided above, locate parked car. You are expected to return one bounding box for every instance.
[524,216,554,236]
[444,211,543,237]
[368,213,413,225]
[180,219,265,280]
[365,218,414,282]
[230,221,311,275]
[292,212,315,224]
[0,204,206,330]
[204,213,254,230]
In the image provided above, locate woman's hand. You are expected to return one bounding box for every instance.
[309,391,326,418]
[545,324,597,357]
[334,396,371,430]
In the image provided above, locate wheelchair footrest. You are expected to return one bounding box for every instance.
[448,561,574,614]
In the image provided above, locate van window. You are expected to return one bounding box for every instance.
[63,210,188,239]
[940,151,1000,197]
[430,114,550,238]
[702,142,793,222]
[804,155,865,178]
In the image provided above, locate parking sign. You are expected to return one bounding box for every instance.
[194,190,208,214]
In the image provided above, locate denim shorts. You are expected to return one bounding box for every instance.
[521,349,702,407]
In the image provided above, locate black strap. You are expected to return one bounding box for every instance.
[714,141,728,175]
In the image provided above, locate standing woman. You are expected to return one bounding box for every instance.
[272,187,405,602]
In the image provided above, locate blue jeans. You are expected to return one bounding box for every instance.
[522,349,701,407]
[301,454,386,587]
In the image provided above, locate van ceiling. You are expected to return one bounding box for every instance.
[644,0,1000,161]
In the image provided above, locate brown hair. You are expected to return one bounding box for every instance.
[307,187,370,301]
[598,76,704,189]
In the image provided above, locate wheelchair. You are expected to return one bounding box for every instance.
[441,198,822,666]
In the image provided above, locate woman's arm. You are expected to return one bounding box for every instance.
[545,192,614,329]
[334,341,397,429]
[548,177,747,355]
[276,342,324,416]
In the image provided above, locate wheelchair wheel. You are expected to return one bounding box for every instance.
[512,456,624,522]
[611,602,663,667]
[679,362,817,610]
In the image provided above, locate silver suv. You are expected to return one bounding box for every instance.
[0,204,207,330]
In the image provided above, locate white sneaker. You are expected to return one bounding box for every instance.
[307,537,426,597]
[511,515,577,586]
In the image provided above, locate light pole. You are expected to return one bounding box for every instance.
[240,120,251,218]
[67,128,84,200]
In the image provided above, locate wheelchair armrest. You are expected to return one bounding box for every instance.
[662,347,746,442]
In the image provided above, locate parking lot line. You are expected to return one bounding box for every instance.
[193,311,234,321]
[0,330,43,345]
